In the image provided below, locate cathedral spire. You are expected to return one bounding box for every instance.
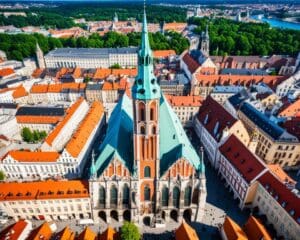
[132,9,161,100]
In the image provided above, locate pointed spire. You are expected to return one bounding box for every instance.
[131,6,161,100]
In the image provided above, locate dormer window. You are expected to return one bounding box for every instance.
[204,114,209,125]
[290,210,295,216]
[282,201,286,208]
[213,121,220,136]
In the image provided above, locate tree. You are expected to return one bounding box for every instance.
[120,222,140,240]
[110,63,121,69]
[0,170,5,181]
[21,127,33,142]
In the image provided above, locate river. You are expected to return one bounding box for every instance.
[251,15,300,31]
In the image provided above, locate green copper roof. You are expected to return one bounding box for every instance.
[94,95,134,177]
[131,11,161,100]
[93,94,202,177]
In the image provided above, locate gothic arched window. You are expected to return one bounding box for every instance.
[184,186,192,206]
[144,166,151,178]
[144,185,150,201]
[173,186,180,208]
[162,186,169,207]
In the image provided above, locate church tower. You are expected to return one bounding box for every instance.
[200,25,210,56]
[132,10,161,220]
[36,43,46,69]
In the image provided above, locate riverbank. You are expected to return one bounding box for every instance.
[251,15,300,31]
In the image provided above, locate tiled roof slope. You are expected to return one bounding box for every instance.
[0,68,14,77]
[219,135,266,183]
[239,102,285,140]
[45,97,84,145]
[175,221,199,240]
[153,50,176,58]
[98,227,120,240]
[66,101,104,158]
[182,53,200,74]
[76,227,97,240]
[197,96,237,142]
[55,227,75,240]
[0,220,29,240]
[243,216,272,240]
[222,216,248,240]
[279,98,300,118]
[0,180,89,201]
[165,95,203,107]
[258,172,300,225]
[7,151,60,163]
[26,222,52,240]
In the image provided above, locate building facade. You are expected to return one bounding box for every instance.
[89,12,206,226]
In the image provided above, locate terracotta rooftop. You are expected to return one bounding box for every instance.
[282,117,300,140]
[31,68,45,78]
[16,115,63,124]
[98,227,119,240]
[102,81,120,91]
[153,50,176,58]
[45,97,84,146]
[12,86,28,99]
[258,172,300,225]
[0,219,29,240]
[243,216,272,240]
[26,222,52,240]
[0,68,14,77]
[194,74,287,89]
[197,96,237,142]
[219,135,266,183]
[175,221,199,240]
[7,150,60,163]
[267,164,296,185]
[165,95,203,107]
[0,180,89,201]
[30,84,48,93]
[66,101,104,157]
[222,216,248,240]
[279,99,300,118]
[76,227,97,240]
[55,227,75,240]
[182,52,200,74]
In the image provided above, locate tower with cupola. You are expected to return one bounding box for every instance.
[131,10,161,221]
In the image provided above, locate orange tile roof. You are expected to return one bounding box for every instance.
[102,81,120,91]
[48,84,62,93]
[30,84,48,93]
[194,74,287,89]
[8,150,60,163]
[279,98,300,118]
[165,95,203,107]
[56,227,75,240]
[222,216,248,240]
[0,68,14,77]
[72,67,82,79]
[0,180,89,201]
[267,164,296,185]
[0,220,29,240]
[66,101,104,157]
[45,97,84,146]
[12,86,28,99]
[27,222,52,240]
[32,68,45,78]
[77,227,97,240]
[16,115,63,124]
[94,68,111,79]
[175,221,199,240]
[153,50,176,58]
[111,68,137,77]
[99,227,119,240]
[243,216,272,240]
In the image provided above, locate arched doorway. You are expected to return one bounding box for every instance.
[123,210,131,222]
[110,210,118,221]
[98,211,106,222]
[170,210,178,222]
[183,209,192,222]
[143,216,151,226]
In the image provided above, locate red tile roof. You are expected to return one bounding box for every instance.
[165,95,203,107]
[244,216,272,240]
[279,99,300,118]
[153,50,176,59]
[219,135,266,183]
[16,115,63,124]
[12,86,28,99]
[282,117,300,140]
[0,180,89,201]
[222,216,248,240]
[267,164,296,185]
[27,222,52,240]
[258,172,300,225]
[197,96,237,142]
[182,53,200,74]
[0,220,29,240]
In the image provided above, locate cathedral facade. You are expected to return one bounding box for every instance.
[89,11,206,226]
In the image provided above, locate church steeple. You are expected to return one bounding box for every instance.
[132,10,161,100]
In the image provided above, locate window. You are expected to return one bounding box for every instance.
[161,187,169,207]
[173,187,180,208]
[122,184,130,206]
[110,186,118,207]
[140,126,145,135]
[144,185,150,201]
[184,186,192,206]
[144,166,151,178]
[99,186,105,207]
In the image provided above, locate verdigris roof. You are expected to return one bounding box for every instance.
[93,93,202,178]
